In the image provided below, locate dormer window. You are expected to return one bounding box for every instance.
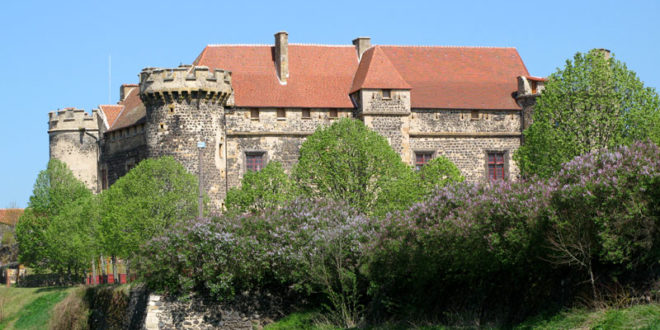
[382,89,392,99]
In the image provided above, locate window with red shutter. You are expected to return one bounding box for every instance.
[415,152,433,171]
[487,152,505,181]
[246,153,265,172]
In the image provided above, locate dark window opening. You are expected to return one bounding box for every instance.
[246,153,265,172]
[382,89,392,99]
[415,152,433,171]
[251,109,259,120]
[488,152,505,181]
[329,109,338,118]
[277,108,286,119]
[302,109,311,119]
[101,169,108,190]
[471,110,479,120]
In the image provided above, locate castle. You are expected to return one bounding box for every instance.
[48,32,544,213]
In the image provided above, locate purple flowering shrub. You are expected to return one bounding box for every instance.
[367,180,552,319]
[546,141,660,299]
[367,141,659,319]
[134,216,268,300]
[136,198,375,325]
[136,141,659,323]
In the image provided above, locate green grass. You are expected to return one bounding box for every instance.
[0,287,73,330]
[264,310,340,330]
[516,303,660,329]
[266,304,660,329]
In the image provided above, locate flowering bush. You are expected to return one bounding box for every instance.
[136,199,375,326]
[137,141,659,325]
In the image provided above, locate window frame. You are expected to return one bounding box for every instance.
[277,108,286,120]
[302,109,311,119]
[414,151,435,171]
[485,150,509,181]
[244,151,266,172]
[250,109,260,120]
[382,89,392,99]
[329,109,338,119]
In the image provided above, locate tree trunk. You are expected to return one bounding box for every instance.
[91,258,97,285]
[112,256,118,284]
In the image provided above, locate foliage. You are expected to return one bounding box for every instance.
[545,141,660,301]
[139,141,659,326]
[515,49,660,178]
[138,199,374,326]
[293,118,412,212]
[15,159,93,276]
[225,161,294,214]
[99,156,199,259]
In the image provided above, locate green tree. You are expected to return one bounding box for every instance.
[225,161,294,214]
[15,159,93,276]
[515,49,660,178]
[293,118,413,212]
[99,156,198,260]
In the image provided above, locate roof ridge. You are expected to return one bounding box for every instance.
[379,45,517,49]
[206,44,272,47]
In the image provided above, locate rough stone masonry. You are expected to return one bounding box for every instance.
[48,31,544,214]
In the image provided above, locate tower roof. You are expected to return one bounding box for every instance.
[350,46,411,93]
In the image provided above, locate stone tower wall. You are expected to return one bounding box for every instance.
[48,108,100,192]
[139,65,233,213]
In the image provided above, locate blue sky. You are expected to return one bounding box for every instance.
[1,0,658,207]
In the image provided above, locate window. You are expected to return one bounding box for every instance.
[329,109,338,118]
[246,152,265,172]
[487,152,506,181]
[277,108,286,119]
[251,109,259,120]
[415,152,433,171]
[471,110,479,120]
[302,109,311,119]
[382,89,392,99]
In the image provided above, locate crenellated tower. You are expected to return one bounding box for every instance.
[139,65,233,213]
[48,108,101,192]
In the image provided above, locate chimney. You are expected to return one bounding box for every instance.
[274,31,289,83]
[352,37,371,60]
[120,84,138,102]
[596,48,611,60]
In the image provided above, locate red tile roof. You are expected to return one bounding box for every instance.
[350,46,411,93]
[0,209,23,226]
[379,46,529,109]
[105,86,145,132]
[195,44,359,108]
[99,105,123,128]
[108,41,531,130]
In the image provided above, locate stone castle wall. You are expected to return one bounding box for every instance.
[48,108,100,192]
[140,66,232,212]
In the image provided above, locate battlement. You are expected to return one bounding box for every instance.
[139,65,233,105]
[48,108,100,132]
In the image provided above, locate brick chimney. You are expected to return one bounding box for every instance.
[352,37,371,60]
[274,31,289,84]
[120,84,138,102]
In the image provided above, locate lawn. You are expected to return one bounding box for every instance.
[0,287,73,330]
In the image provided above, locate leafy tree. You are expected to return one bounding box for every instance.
[293,118,412,211]
[225,161,294,214]
[15,159,93,275]
[515,49,660,178]
[417,156,464,193]
[99,156,198,260]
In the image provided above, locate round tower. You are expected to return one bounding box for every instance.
[139,65,233,213]
[48,108,101,192]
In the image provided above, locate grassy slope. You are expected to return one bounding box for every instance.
[0,287,72,330]
[265,304,660,329]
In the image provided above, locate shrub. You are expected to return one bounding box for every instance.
[49,286,89,330]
